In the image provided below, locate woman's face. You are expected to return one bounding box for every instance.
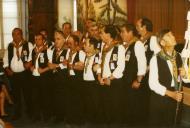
[54,32,65,49]
[83,39,94,53]
[161,32,176,47]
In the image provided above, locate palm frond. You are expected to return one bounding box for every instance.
[99,3,108,9]
[111,0,127,16]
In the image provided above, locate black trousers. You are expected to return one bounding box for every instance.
[65,76,84,124]
[53,71,67,121]
[82,81,99,123]
[98,79,123,124]
[31,72,53,120]
[9,71,30,118]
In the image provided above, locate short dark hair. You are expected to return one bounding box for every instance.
[121,23,138,37]
[157,29,170,43]
[104,25,118,39]
[141,17,153,32]
[54,30,64,37]
[12,28,23,35]
[62,22,72,28]
[35,33,45,40]
[89,37,99,49]
[70,34,80,45]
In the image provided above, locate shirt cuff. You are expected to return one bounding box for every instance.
[59,64,66,69]
[159,87,167,96]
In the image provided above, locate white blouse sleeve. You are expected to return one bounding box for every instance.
[149,56,166,96]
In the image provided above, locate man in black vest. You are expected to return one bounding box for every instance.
[3,28,33,120]
[30,33,51,122]
[98,25,125,124]
[136,17,161,123]
[120,23,147,126]
[149,29,185,127]
[47,30,68,122]
[65,34,85,124]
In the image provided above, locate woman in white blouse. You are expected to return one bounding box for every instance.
[149,29,185,127]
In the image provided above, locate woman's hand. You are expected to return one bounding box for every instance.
[165,90,183,102]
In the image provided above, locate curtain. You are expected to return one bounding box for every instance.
[127,0,190,43]
[127,0,136,23]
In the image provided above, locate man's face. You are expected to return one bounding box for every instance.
[12,29,23,43]
[35,35,44,47]
[54,32,65,49]
[85,20,93,29]
[120,27,132,43]
[62,24,71,36]
[136,19,144,36]
[89,26,99,38]
[67,37,75,49]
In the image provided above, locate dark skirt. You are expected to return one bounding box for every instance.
[149,91,178,127]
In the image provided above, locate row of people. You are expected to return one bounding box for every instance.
[2,17,185,127]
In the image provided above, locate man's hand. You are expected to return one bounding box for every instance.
[5,68,13,76]
[30,66,35,72]
[62,60,68,66]
[48,63,58,70]
[104,78,111,86]
[132,80,141,89]
[24,62,32,70]
[74,62,84,70]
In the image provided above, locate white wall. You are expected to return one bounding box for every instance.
[58,0,74,30]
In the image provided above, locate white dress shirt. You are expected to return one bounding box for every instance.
[3,42,33,73]
[32,53,41,76]
[83,54,96,81]
[134,41,147,76]
[149,55,175,96]
[102,45,125,79]
[144,36,161,55]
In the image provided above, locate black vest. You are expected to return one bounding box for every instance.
[8,42,30,67]
[32,49,48,68]
[109,45,119,73]
[123,43,138,83]
[70,51,83,80]
[157,52,182,91]
[52,49,68,64]
[144,37,154,66]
